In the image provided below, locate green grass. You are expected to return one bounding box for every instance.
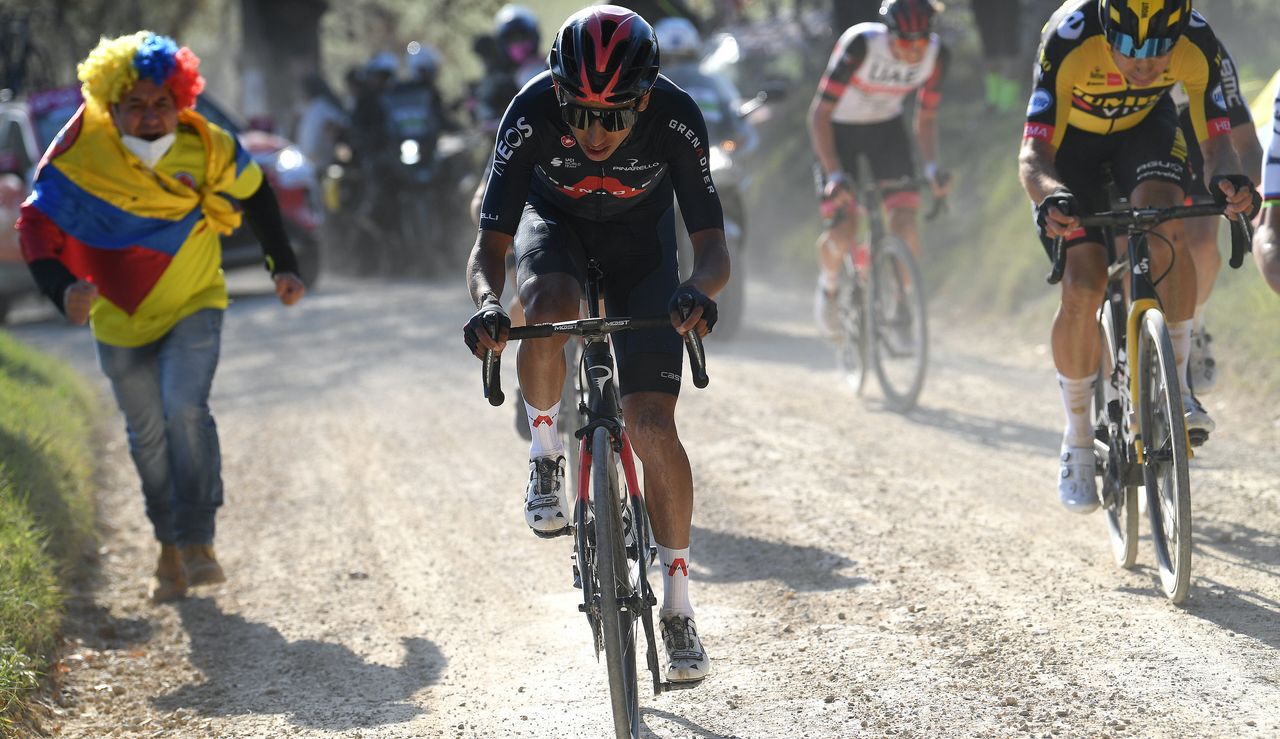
[0,331,97,735]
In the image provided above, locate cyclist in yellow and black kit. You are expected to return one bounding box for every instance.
[1017,0,1259,514]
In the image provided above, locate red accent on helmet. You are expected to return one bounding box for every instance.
[880,0,937,39]
[549,5,660,105]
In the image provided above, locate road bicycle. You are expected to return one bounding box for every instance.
[828,157,942,411]
[1047,200,1252,603]
[479,260,709,738]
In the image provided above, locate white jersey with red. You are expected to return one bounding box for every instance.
[1265,79,1280,206]
[817,23,948,126]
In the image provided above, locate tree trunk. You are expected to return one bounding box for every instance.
[240,0,327,136]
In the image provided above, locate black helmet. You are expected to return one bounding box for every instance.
[1100,0,1192,58]
[880,0,937,40]
[548,5,660,105]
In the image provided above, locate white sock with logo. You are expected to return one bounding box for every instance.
[657,543,692,617]
[1168,319,1193,399]
[525,399,564,459]
[1058,372,1096,448]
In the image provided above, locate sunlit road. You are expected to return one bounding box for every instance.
[12,272,1280,738]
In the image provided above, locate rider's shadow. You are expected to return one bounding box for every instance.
[153,598,445,731]
[691,526,869,592]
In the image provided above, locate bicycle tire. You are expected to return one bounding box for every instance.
[836,255,869,395]
[870,237,928,411]
[1096,302,1138,569]
[1138,311,1192,603]
[591,427,640,738]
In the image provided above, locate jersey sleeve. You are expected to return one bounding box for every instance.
[1179,18,1231,142]
[1216,42,1253,128]
[1024,30,1077,149]
[818,29,868,104]
[665,93,724,234]
[477,94,539,235]
[1264,84,1280,204]
[216,129,265,200]
[919,43,948,112]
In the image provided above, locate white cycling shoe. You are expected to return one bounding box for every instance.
[1058,444,1099,514]
[525,455,568,537]
[660,613,711,683]
[1183,395,1215,447]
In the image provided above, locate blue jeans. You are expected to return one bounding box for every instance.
[96,309,224,546]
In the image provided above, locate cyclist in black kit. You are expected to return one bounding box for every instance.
[463,5,729,683]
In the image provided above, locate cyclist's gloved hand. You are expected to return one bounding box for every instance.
[463,299,510,358]
[822,171,851,201]
[1036,188,1079,240]
[669,285,718,336]
[1210,175,1262,220]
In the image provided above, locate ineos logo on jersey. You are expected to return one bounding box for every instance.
[490,116,534,176]
[1027,89,1054,116]
[1058,11,1086,40]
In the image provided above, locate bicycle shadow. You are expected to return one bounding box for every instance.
[153,597,445,731]
[642,707,740,738]
[1193,520,1280,579]
[691,526,869,592]
[897,403,1062,456]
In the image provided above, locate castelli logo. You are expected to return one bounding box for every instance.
[561,135,576,148]
[174,172,196,189]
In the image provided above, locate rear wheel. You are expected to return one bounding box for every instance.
[1096,301,1138,569]
[870,236,928,411]
[1138,310,1192,603]
[591,427,640,738]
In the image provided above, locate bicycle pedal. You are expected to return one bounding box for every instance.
[531,525,572,540]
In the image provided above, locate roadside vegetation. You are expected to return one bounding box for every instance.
[0,331,97,735]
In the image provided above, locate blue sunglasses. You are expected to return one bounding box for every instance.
[1106,29,1177,59]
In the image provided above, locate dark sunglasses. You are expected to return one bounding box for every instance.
[558,96,641,132]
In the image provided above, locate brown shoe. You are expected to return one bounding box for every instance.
[180,544,227,586]
[150,543,188,602]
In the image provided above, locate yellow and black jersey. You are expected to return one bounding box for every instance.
[1024,0,1231,149]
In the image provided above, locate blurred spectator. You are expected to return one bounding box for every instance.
[295,73,347,172]
[618,0,706,32]
[971,0,1023,113]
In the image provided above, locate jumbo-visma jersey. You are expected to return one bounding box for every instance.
[1024,0,1230,149]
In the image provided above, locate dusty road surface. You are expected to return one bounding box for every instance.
[11,273,1280,738]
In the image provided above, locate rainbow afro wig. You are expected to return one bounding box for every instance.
[77,31,205,111]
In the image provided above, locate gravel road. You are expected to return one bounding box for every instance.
[11,272,1280,738]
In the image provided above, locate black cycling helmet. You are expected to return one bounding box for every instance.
[1100,0,1192,58]
[880,0,938,40]
[495,4,540,46]
[548,5,660,105]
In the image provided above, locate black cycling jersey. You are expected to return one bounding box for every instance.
[478,71,724,235]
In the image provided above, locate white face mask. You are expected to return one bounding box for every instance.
[121,133,177,169]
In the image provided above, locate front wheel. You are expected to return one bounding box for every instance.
[835,254,869,395]
[1096,299,1138,569]
[870,236,928,411]
[591,427,640,738]
[1138,310,1192,603]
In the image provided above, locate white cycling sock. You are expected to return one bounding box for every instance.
[1192,304,1206,334]
[657,543,693,617]
[1168,319,1193,398]
[1058,372,1096,448]
[525,399,564,459]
